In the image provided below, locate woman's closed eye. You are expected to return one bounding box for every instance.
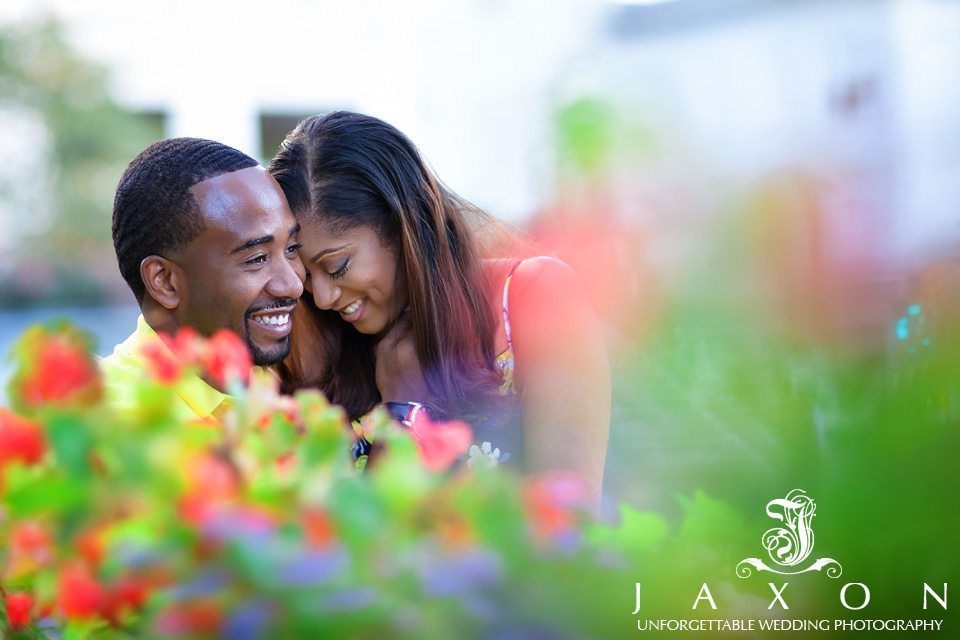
[330,258,350,280]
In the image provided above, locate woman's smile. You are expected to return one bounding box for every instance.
[338,297,366,323]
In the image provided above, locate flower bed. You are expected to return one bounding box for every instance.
[0,323,665,639]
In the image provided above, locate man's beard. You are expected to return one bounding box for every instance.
[243,298,297,366]
[247,334,292,367]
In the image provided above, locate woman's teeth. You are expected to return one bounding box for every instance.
[342,299,363,315]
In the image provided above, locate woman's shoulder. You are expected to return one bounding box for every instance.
[506,256,576,297]
[485,256,580,327]
[483,256,574,285]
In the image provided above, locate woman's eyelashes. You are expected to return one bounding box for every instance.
[329,258,350,280]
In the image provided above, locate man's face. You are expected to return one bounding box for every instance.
[170,166,305,366]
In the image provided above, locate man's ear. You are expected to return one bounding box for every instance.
[140,255,181,310]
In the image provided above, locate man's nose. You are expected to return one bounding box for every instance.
[267,256,305,300]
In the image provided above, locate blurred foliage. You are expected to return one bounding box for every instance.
[0,17,162,307]
[546,91,959,635]
[553,97,615,178]
[1,315,958,638]
[0,323,794,639]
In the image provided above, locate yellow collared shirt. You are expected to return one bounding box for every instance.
[99,315,231,422]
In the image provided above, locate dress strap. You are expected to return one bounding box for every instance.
[501,259,525,356]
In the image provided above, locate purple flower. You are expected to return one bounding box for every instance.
[320,588,379,611]
[221,600,272,640]
[277,549,347,587]
[417,548,503,597]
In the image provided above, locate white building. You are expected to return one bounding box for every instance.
[1,0,958,259]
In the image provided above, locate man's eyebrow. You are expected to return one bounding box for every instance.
[310,244,351,263]
[230,235,274,255]
[230,225,299,255]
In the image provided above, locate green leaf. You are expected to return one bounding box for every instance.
[44,412,94,479]
[585,504,670,561]
[2,465,86,516]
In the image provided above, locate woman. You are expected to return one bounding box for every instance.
[269,111,610,502]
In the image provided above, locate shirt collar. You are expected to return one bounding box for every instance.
[133,315,231,419]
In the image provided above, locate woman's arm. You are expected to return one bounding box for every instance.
[507,257,611,507]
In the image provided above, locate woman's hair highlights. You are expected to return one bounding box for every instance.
[269,111,506,423]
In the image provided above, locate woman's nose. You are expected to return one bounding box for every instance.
[312,277,341,310]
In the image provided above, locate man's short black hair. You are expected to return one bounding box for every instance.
[112,137,258,304]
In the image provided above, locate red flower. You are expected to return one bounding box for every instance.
[0,409,46,467]
[4,592,33,629]
[11,521,53,554]
[154,600,223,636]
[178,453,241,526]
[17,331,102,408]
[408,414,473,472]
[202,329,252,389]
[100,577,149,625]
[139,338,183,384]
[58,564,105,620]
[166,327,203,360]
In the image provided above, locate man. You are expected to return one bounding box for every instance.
[102,137,305,421]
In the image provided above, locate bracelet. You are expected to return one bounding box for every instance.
[383,401,432,428]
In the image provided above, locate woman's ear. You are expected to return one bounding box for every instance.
[140,255,180,310]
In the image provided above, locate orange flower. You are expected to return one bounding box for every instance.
[4,592,33,629]
[154,600,223,636]
[4,521,54,578]
[301,509,336,548]
[0,409,46,468]
[522,473,588,541]
[437,514,474,548]
[202,329,252,388]
[75,526,108,568]
[17,331,102,408]
[408,414,473,472]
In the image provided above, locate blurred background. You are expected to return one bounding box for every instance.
[1,0,959,585]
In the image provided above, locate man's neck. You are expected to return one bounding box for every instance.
[141,300,180,339]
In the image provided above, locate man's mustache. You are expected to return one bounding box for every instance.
[246,298,299,316]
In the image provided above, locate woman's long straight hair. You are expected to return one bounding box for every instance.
[270,111,507,422]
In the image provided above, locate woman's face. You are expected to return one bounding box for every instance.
[298,221,405,335]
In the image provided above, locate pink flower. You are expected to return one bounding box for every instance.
[408,414,472,472]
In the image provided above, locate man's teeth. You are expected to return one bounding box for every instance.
[254,313,289,326]
[342,299,363,315]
